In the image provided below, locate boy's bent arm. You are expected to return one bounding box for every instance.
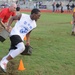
[6,14,21,32]
[7,14,21,27]
[26,31,32,46]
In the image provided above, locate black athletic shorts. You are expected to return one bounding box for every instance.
[9,35,23,50]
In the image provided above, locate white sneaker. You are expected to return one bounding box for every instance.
[0,61,7,73]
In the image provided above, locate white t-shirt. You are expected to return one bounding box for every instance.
[10,13,37,41]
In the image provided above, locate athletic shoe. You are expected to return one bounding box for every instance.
[71,32,75,36]
[0,61,7,73]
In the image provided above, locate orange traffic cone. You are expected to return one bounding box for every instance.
[24,36,27,41]
[18,59,26,71]
[70,21,73,24]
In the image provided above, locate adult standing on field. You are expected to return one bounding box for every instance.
[0,8,41,73]
[0,3,17,32]
[52,2,56,12]
[71,7,75,35]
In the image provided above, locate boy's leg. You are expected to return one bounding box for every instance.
[0,42,25,72]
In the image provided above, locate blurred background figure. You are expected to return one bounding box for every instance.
[70,3,75,10]
[52,2,56,12]
[56,2,60,12]
[71,7,75,36]
[60,2,64,13]
[66,3,70,12]
[33,2,36,8]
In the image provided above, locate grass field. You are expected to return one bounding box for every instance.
[0,12,75,75]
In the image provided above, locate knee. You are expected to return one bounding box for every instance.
[16,42,25,51]
[20,44,25,51]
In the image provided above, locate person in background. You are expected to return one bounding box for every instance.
[66,3,70,12]
[71,7,75,35]
[0,8,41,73]
[0,3,17,32]
[52,2,56,12]
[60,2,64,13]
[71,3,74,10]
[56,2,60,12]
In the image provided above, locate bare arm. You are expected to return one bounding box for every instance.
[25,31,32,46]
[6,14,21,32]
[7,14,21,27]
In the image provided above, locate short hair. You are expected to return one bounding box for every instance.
[31,8,40,14]
[10,3,17,7]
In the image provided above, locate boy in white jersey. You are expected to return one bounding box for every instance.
[0,8,41,73]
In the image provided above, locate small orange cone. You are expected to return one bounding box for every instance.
[24,36,27,41]
[70,21,73,24]
[18,59,26,71]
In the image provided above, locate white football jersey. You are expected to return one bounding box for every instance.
[10,13,37,41]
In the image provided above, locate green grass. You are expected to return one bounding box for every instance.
[0,12,75,75]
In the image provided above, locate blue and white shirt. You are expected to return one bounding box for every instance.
[10,13,37,41]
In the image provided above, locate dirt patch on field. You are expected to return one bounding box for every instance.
[0,60,19,75]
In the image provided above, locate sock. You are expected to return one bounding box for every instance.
[2,59,9,64]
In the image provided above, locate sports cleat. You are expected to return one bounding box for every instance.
[71,32,75,36]
[0,61,7,73]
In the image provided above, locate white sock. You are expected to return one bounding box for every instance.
[1,49,14,61]
[2,58,8,64]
